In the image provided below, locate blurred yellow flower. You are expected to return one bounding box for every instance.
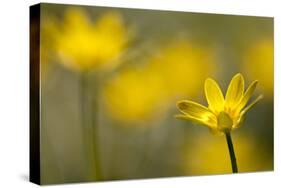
[148,41,214,99]
[48,8,128,72]
[243,39,273,98]
[176,73,263,134]
[104,40,215,123]
[182,132,272,175]
[104,68,165,124]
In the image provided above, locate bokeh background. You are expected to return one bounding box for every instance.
[37,3,273,184]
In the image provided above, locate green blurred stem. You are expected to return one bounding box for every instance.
[80,71,102,181]
[91,73,102,181]
[225,131,238,173]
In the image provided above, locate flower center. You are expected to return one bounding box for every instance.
[217,111,233,132]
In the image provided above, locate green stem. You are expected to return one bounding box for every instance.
[90,73,102,181]
[80,72,102,181]
[80,73,88,171]
[224,132,238,173]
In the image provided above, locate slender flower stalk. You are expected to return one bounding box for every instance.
[175,73,263,173]
[89,73,102,181]
[80,72,102,181]
[225,131,237,173]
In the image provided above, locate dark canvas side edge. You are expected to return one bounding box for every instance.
[30,3,41,185]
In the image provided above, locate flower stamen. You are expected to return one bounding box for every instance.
[217,111,233,132]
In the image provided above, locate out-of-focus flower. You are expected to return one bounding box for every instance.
[104,40,215,123]
[242,39,273,98]
[104,68,165,124]
[45,8,129,72]
[182,132,273,175]
[148,41,214,99]
[176,73,263,134]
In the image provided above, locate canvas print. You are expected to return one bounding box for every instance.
[30,3,274,185]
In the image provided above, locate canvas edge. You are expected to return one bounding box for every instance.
[29,3,41,185]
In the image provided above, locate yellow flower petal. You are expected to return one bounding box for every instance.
[232,115,245,129]
[233,94,263,129]
[236,80,258,113]
[177,100,217,128]
[204,78,225,114]
[225,73,245,111]
[175,114,217,129]
[241,94,263,116]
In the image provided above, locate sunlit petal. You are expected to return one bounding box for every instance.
[175,114,217,129]
[204,78,225,114]
[236,80,258,113]
[232,115,245,129]
[225,73,244,111]
[177,100,217,127]
[241,95,263,116]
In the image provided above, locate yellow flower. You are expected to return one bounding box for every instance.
[147,40,215,99]
[50,8,128,72]
[103,68,165,123]
[176,73,263,133]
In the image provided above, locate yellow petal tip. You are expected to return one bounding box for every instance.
[235,73,242,77]
[176,100,186,109]
[251,80,259,86]
[233,73,244,82]
[204,78,216,85]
